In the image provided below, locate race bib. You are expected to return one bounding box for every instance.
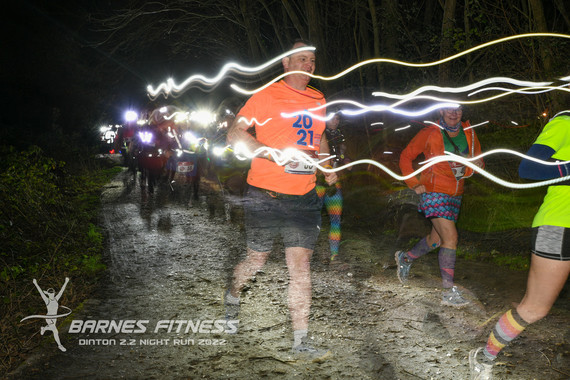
[449,161,466,180]
[177,161,195,173]
[284,150,318,175]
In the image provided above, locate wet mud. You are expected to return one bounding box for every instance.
[7,168,570,379]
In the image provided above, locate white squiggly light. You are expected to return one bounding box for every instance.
[236,116,272,126]
[281,101,461,121]
[231,33,570,95]
[419,149,570,167]
[232,143,333,166]
[230,144,570,189]
[371,77,552,99]
[468,83,570,97]
[463,121,490,130]
[394,125,411,132]
[146,46,316,98]
[280,83,568,122]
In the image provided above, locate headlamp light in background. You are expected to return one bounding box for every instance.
[212,146,227,157]
[124,110,138,122]
[190,110,215,126]
[183,131,198,144]
[139,131,153,144]
[99,125,118,144]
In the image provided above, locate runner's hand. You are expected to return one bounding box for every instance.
[324,171,338,186]
[413,185,426,194]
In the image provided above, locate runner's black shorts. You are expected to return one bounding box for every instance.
[531,225,570,261]
[243,185,322,252]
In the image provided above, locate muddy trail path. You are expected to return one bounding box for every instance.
[7,169,570,380]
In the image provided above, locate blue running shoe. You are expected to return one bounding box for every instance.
[395,250,412,284]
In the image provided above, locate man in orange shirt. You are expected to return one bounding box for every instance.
[225,40,337,358]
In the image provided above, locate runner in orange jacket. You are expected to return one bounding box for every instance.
[395,106,484,307]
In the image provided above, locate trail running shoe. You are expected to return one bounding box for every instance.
[441,286,470,307]
[291,336,332,362]
[469,347,493,380]
[395,250,412,284]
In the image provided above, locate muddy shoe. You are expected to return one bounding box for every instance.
[330,255,350,271]
[441,286,470,307]
[395,250,412,284]
[291,337,331,362]
[469,347,493,380]
[223,290,240,322]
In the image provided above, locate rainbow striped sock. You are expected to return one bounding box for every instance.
[324,186,342,259]
[484,309,528,360]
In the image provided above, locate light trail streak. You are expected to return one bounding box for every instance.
[236,116,272,126]
[468,83,570,97]
[280,83,568,121]
[231,144,570,189]
[146,46,315,98]
[463,121,490,130]
[231,33,570,95]
[419,149,570,167]
[371,77,552,99]
[281,101,461,121]
[551,110,570,119]
[232,143,333,166]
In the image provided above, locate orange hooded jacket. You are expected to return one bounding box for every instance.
[399,121,483,196]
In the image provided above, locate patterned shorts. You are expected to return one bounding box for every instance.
[418,192,462,222]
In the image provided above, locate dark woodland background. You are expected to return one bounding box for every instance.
[2,0,569,149]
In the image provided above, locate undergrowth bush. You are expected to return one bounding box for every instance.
[0,145,120,376]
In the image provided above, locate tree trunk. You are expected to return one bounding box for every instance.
[554,0,570,29]
[259,0,287,50]
[529,0,561,111]
[368,0,381,86]
[380,0,399,89]
[239,0,261,61]
[424,0,437,27]
[529,0,552,74]
[463,0,474,83]
[438,0,457,85]
[281,0,307,40]
[305,0,327,72]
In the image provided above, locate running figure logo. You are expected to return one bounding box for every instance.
[21,277,72,352]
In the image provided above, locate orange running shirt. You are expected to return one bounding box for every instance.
[238,80,326,195]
